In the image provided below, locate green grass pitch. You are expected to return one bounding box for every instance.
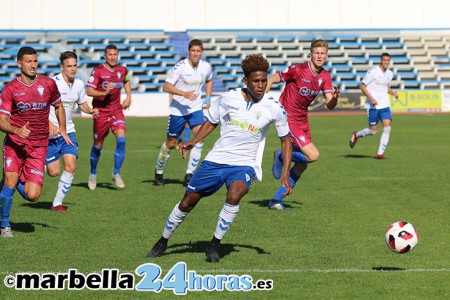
[0,113,449,299]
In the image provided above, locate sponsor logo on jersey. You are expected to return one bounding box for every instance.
[299,86,320,97]
[16,102,48,112]
[101,81,124,90]
[62,101,75,108]
[230,117,261,134]
[30,169,44,176]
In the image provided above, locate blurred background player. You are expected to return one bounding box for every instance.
[147,54,292,262]
[47,51,99,212]
[154,39,213,186]
[0,46,71,237]
[86,44,131,190]
[267,39,340,210]
[349,53,399,159]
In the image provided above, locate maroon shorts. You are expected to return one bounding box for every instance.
[93,110,126,143]
[3,139,47,187]
[288,122,312,149]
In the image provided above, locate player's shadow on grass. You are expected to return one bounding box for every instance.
[247,199,302,210]
[372,266,406,271]
[142,179,185,185]
[21,201,52,210]
[72,182,118,190]
[10,221,55,233]
[153,240,270,261]
[340,154,373,159]
[21,201,75,210]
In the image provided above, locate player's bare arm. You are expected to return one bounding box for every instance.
[122,80,132,109]
[163,82,197,100]
[279,135,293,196]
[78,102,99,117]
[204,79,213,109]
[49,120,59,138]
[87,83,114,98]
[388,87,399,98]
[181,121,217,159]
[54,102,74,146]
[325,86,340,110]
[265,73,281,93]
[0,115,30,138]
[360,83,377,105]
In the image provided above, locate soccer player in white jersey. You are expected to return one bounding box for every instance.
[154,39,213,186]
[47,51,98,212]
[147,54,292,262]
[349,53,398,159]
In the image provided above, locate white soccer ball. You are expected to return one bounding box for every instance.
[385,221,419,254]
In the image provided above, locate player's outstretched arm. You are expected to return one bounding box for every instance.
[181,121,217,159]
[279,135,292,196]
[265,73,281,93]
[78,103,99,117]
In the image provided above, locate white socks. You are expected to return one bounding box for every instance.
[377,126,391,155]
[162,202,188,239]
[155,142,171,174]
[214,203,239,240]
[357,127,377,138]
[53,171,74,207]
[186,143,203,174]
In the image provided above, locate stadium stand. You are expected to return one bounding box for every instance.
[1,30,450,93]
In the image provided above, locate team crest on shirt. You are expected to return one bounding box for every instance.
[300,135,306,142]
[37,86,44,96]
[117,72,121,79]
[6,158,12,168]
[318,78,323,86]
[255,112,262,120]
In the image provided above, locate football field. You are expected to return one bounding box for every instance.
[0,113,449,299]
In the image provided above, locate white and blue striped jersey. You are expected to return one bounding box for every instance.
[204,88,289,173]
[50,73,87,134]
[362,65,394,110]
[165,58,212,116]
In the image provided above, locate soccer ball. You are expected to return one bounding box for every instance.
[385,221,418,253]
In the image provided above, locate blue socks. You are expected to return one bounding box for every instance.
[90,145,102,174]
[16,181,29,201]
[183,127,191,143]
[114,137,126,175]
[1,186,15,228]
[273,168,300,202]
[291,150,309,163]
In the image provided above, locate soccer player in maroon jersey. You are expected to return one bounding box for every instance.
[86,44,131,190]
[266,39,340,210]
[0,46,72,237]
